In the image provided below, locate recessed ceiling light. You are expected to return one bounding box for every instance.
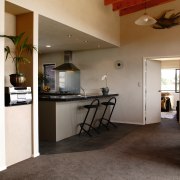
[83,40,88,43]
[46,45,51,48]
[67,34,72,38]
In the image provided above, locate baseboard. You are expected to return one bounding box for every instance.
[32,152,40,158]
[112,120,145,125]
[0,165,7,171]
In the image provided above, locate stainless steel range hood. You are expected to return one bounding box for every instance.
[54,51,80,71]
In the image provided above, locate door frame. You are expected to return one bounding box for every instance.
[143,57,147,125]
[143,55,180,125]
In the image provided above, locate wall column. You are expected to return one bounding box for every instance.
[0,0,7,171]
[32,12,39,157]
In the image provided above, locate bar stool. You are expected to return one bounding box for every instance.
[98,97,117,130]
[79,99,100,136]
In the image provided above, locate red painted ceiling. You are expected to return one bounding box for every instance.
[104,0,175,16]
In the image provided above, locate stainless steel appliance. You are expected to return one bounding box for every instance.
[59,71,80,94]
[53,51,80,94]
[5,87,32,106]
[54,51,80,71]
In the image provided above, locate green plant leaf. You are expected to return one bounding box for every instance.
[14,32,25,46]
[20,36,28,51]
[4,46,11,60]
[0,32,37,74]
[15,57,30,63]
[22,57,30,64]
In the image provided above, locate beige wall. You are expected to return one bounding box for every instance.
[6,0,120,46]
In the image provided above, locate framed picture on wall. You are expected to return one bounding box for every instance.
[43,63,56,91]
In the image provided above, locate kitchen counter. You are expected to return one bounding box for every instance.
[39,93,119,102]
[39,93,119,142]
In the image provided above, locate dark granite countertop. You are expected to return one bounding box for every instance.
[39,93,119,102]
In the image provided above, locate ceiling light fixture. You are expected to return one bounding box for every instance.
[67,34,72,38]
[135,0,157,26]
[46,45,51,48]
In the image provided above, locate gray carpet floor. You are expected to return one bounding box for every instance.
[1,119,180,180]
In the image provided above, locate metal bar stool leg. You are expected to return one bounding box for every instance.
[79,99,100,136]
[104,103,116,128]
[87,104,99,134]
[99,97,117,130]
[79,108,91,136]
[98,105,108,129]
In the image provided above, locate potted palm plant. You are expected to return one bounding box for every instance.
[0,32,37,87]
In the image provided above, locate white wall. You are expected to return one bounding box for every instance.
[5,105,32,166]
[6,0,120,46]
[0,0,6,171]
[73,48,142,124]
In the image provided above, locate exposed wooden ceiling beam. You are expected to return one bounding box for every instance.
[104,0,120,6]
[113,0,151,11]
[104,0,175,16]
[119,0,175,16]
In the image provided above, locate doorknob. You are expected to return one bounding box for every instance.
[158,90,161,92]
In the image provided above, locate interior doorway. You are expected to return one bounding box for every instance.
[143,56,180,125]
[161,68,179,120]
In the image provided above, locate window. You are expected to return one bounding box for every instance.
[161,69,176,91]
[43,64,56,91]
[59,72,65,89]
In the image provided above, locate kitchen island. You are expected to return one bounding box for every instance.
[39,93,118,142]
